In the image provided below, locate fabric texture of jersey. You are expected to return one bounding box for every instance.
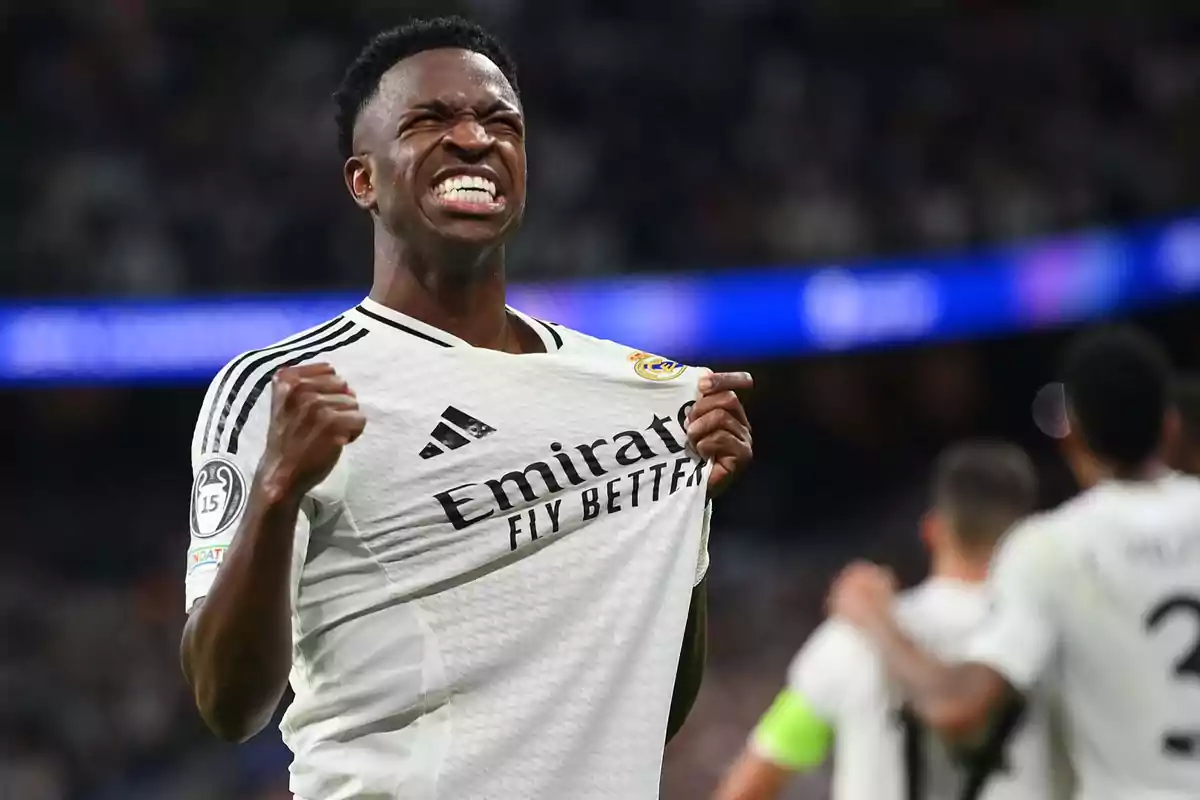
[966,472,1200,800]
[760,579,1052,800]
[185,298,712,800]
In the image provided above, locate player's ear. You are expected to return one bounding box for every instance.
[345,156,376,211]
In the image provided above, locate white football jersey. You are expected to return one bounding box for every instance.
[184,298,712,800]
[966,471,1200,800]
[787,579,1053,800]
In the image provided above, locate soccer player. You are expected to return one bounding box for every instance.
[179,17,754,800]
[713,441,1052,800]
[830,326,1200,799]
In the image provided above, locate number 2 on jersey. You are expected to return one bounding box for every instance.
[1144,594,1200,757]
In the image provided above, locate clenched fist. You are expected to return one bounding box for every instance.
[257,363,367,503]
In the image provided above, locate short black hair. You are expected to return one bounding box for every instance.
[1061,325,1172,466]
[333,16,519,160]
[933,440,1037,550]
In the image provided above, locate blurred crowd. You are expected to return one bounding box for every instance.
[5,2,1200,799]
[4,2,1200,296]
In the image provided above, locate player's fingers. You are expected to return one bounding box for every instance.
[843,559,875,575]
[687,409,750,445]
[285,373,351,398]
[296,373,355,396]
[698,371,753,395]
[310,408,367,446]
[286,362,337,379]
[832,562,868,590]
[687,391,750,430]
[332,411,368,445]
[272,363,341,406]
[693,429,751,462]
[294,392,359,421]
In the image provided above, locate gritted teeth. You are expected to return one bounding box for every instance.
[433,174,499,199]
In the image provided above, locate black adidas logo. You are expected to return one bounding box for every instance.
[420,406,498,459]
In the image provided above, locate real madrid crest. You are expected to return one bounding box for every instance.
[190,457,247,538]
[631,352,688,381]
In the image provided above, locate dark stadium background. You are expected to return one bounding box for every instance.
[4,3,1200,798]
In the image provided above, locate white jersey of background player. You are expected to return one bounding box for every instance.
[714,441,1054,800]
[831,326,1200,800]
[179,19,755,800]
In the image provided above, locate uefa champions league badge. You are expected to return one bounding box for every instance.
[190,457,247,538]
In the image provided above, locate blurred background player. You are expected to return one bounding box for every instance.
[714,441,1051,800]
[831,325,1200,800]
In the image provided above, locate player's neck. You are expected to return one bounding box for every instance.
[930,553,988,584]
[1102,457,1171,484]
[371,235,527,352]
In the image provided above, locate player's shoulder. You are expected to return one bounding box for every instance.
[534,318,629,357]
[893,580,977,623]
[983,509,1078,588]
[205,311,369,391]
[193,310,367,458]
[533,317,702,377]
[895,580,990,654]
[786,618,887,714]
[1005,482,1142,555]
[789,618,877,677]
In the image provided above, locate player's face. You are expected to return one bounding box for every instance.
[349,48,527,247]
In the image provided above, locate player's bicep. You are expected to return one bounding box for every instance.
[744,620,876,773]
[788,619,877,717]
[750,688,834,771]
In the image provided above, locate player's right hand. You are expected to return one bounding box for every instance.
[827,561,898,636]
[257,363,366,503]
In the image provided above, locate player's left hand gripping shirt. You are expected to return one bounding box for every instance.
[185,299,712,800]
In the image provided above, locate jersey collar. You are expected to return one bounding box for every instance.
[350,297,563,352]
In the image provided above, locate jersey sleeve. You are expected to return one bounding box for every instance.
[749,620,874,769]
[185,366,276,611]
[963,519,1061,691]
[184,361,348,612]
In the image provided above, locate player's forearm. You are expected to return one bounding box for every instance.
[866,617,993,738]
[712,751,791,800]
[667,578,708,743]
[181,481,300,743]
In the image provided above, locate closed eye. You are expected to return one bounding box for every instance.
[488,114,524,136]
[401,113,443,132]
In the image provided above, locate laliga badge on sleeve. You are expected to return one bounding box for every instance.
[190,457,248,538]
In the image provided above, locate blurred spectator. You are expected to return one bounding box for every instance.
[5,5,1200,294]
